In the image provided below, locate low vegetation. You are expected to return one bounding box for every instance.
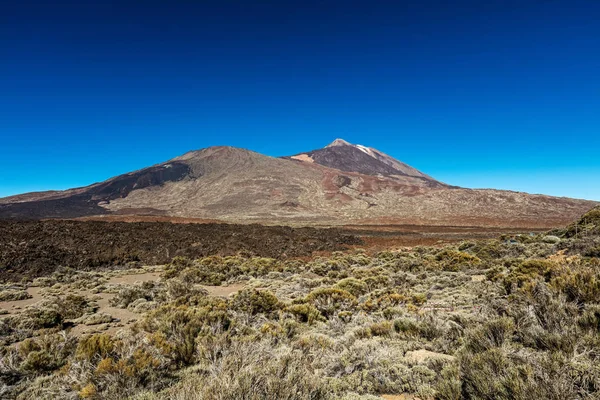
[1,207,599,399]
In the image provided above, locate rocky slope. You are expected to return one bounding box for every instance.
[0,140,596,227]
[285,138,442,184]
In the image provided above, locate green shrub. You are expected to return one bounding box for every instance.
[435,363,461,400]
[305,288,356,318]
[435,249,481,271]
[584,245,600,257]
[578,304,600,333]
[0,289,31,301]
[360,290,410,312]
[501,259,558,293]
[141,299,231,366]
[369,321,393,337]
[110,282,160,308]
[20,307,63,330]
[285,303,324,324]
[17,334,77,374]
[394,318,420,336]
[550,266,600,303]
[57,294,96,319]
[76,333,115,361]
[465,318,514,353]
[232,289,280,315]
[334,278,368,297]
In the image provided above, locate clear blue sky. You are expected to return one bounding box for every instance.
[1,0,599,200]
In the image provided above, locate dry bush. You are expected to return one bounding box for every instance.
[0,288,31,301]
[134,339,330,400]
[3,213,600,399]
[305,288,357,318]
[231,289,280,316]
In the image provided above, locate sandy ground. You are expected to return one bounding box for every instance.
[381,394,418,400]
[471,274,486,282]
[404,349,455,363]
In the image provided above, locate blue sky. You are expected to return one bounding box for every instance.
[1,0,599,200]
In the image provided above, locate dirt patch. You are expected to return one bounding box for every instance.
[106,272,161,286]
[201,283,245,297]
[404,349,454,363]
[290,154,314,163]
[338,224,543,252]
[0,220,361,281]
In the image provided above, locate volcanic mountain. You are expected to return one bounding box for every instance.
[0,140,596,227]
[284,138,441,184]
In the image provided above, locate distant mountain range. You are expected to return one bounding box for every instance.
[0,139,596,227]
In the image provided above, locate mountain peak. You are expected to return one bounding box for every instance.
[289,139,440,183]
[326,138,352,148]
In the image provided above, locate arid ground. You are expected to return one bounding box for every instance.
[1,208,599,399]
[0,219,545,282]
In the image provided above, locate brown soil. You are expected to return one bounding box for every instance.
[0,220,361,282]
[340,224,546,252]
[201,283,245,297]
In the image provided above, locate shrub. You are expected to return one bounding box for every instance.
[76,333,115,362]
[0,289,31,301]
[155,340,330,399]
[584,245,600,257]
[77,312,113,325]
[435,249,481,271]
[285,303,325,324]
[110,281,162,308]
[17,334,77,374]
[501,259,558,293]
[360,290,410,312]
[56,294,96,319]
[141,300,231,366]
[394,318,420,336]
[232,289,280,315]
[334,278,368,297]
[550,267,600,303]
[435,363,461,400]
[306,288,357,318]
[465,318,514,353]
[369,321,393,337]
[20,307,63,330]
[578,304,600,333]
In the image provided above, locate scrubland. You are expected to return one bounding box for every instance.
[1,207,599,399]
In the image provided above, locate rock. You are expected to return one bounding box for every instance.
[542,235,561,244]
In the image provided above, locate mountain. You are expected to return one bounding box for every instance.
[0,140,596,227]
[284,138,442,185]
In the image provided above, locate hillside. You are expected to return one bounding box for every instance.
[0,141,596,227]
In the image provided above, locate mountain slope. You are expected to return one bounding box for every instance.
[0,141,597,227]
[284,139,443,186]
